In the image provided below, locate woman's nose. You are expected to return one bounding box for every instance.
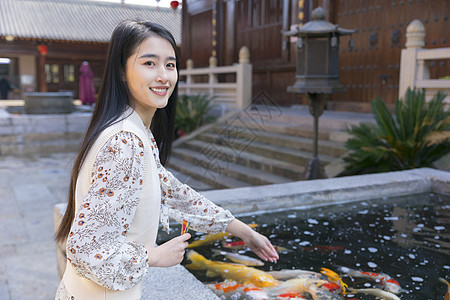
[156,69,168,83]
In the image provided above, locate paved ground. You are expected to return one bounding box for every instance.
[0,152,75,300]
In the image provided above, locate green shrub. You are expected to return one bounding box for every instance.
[175,94,216,136]
[340,88,450,176]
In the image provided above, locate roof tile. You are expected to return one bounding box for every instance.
[0,0,182,44]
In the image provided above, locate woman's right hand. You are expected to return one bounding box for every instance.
[147,233,191,267]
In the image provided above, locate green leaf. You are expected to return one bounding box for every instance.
[340,88,449,176]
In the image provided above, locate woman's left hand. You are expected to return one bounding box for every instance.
[226,219,279,262]
[242,230,279,262]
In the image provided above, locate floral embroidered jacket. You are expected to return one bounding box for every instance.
[62,108,234,297]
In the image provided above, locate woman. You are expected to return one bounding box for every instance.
[55,19,279,299]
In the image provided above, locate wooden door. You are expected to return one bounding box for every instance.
[332,0,450,110]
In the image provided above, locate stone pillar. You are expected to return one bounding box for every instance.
[399,20,425,100]
[236,46,252,108]
[208,56,217,97]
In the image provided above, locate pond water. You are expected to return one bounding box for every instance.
[158,192,450,299]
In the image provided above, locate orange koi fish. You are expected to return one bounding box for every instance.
[276,291,306,299]
[223,240,247,250]
[337,267,401,294]
[187,224,257,248]
[439,278,450,300]
[320,268,348,294]
[186,250,280,288]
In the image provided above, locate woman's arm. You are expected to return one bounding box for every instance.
[226,219,279,262]
[66,132,149,291]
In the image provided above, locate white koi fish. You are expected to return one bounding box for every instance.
[267,278,342,300]
[348,288,401,300]
[337,267,401,294]
[212,249,265,267]
[267,269,326,281]
[206,281,269,299]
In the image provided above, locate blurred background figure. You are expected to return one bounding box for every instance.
[79,61,96,105]
[0,77,12,99]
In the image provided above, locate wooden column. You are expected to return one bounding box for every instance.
[223,0,235,66]
[37,55,47,92]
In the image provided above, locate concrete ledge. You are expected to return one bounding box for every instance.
[202,168,449,214]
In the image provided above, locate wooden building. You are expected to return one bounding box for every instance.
[181,0,450,112]
[0,0,181,99]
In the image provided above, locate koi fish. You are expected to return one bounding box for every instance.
[223,240,248,250]
[274,245,292,253]
[223,241,291,253]
[212,249,265,266]
[337,267,401,294]
[187,224,258,248]
[207,281,270,300]
[439,278,450,300]
[348,288,401,300]
[267,278,342,300]
[185,250,280,288]
[320,268,348,294]
[267,269,325,281]
[276,292,306,299]
[187,231,232,248]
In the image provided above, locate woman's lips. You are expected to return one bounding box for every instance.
[150,87,168,96]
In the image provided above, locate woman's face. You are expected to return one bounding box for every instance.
[124,35,177,118]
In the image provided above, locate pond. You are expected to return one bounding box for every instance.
[158,192,450,299]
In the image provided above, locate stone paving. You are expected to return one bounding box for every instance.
[0,152,75,300]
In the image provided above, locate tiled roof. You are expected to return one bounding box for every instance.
[0,0,181,44]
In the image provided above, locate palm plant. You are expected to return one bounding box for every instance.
[340,88,449,176]
[175,94,217,136]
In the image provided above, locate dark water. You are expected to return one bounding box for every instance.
[158,192,450,299]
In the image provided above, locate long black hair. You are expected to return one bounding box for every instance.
[56,20,179,243]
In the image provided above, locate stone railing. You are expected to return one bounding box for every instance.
[178,46,252,112]
[399,20,450,104]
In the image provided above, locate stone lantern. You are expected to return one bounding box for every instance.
[284,6,354,180]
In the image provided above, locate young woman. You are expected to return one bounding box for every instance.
[54,19,279,299]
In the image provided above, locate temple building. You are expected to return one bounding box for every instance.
[0,0,181,99]
[181,0,449,111]
[1,0,448,111]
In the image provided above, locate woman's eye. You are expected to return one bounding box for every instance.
[144,61,155,66]
[166,62,176,68]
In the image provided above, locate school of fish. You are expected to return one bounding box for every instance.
[185,228,446,299]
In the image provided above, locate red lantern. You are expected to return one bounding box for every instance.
[37,44,48,56]
[170,1,179,10]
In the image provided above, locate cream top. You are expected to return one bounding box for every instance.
[57,107,234,300]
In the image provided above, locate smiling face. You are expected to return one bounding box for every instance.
[124,35,178,126]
